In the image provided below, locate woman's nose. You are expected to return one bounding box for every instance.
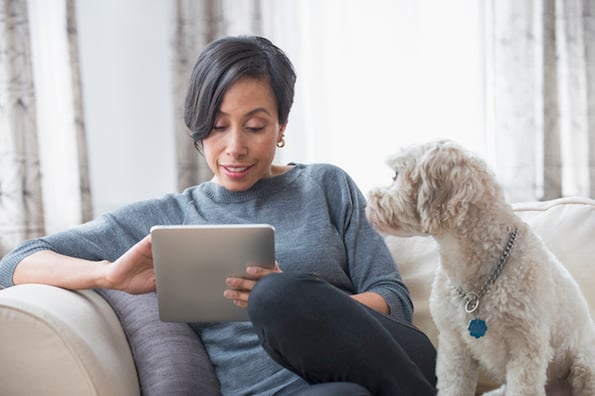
[225,129,248,157]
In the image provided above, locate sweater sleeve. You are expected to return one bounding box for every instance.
[0,193,189,288]
[328,166,414,322]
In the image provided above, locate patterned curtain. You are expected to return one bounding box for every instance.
[484,0,595,201]
[66,0,92,222]
[173,0,262,190]
[0,0,91,257]
[0,0,44,257]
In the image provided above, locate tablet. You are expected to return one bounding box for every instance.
[150,224,275,322]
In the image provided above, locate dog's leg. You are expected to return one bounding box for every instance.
[503,346,549,396]
[568,348,595,396]
[435,332,478,396]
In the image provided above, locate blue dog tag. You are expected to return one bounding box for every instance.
[468,319,487,338]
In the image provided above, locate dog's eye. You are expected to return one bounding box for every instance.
[392,171,399,181]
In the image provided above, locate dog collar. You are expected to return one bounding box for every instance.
[455,227,519,338]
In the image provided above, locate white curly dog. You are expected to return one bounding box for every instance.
[365,140,595,396]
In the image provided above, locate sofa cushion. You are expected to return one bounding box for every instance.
[386,196,595,392]
[96,289,221,396]
[512,197,595,315]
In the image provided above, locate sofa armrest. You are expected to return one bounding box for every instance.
[0,284,140,396]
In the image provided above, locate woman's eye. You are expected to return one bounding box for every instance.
[213,125,226,132]
[246,126,265,132]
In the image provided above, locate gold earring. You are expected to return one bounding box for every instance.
[276,135,286,148]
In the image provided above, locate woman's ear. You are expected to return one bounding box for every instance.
[276,124,287,147]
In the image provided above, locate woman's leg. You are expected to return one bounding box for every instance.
[287,382,371,396]
[248,273,437,396]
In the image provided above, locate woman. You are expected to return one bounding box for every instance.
[0,36,436,395]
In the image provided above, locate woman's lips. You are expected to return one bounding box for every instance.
[221,164,252,179]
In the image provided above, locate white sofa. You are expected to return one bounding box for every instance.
[1,196,593,395]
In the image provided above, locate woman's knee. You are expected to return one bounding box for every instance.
[248,272,323,327]
[250,273,305,313]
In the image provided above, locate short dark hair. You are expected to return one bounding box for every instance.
[184,36,296,148]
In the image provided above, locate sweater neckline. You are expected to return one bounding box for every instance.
[200,164,302,203]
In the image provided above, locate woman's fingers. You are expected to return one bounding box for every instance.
[223,288,250,307]
[223,262,281,306]
[246,260,282,277]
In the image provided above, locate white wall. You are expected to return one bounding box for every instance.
[76,0,176,216]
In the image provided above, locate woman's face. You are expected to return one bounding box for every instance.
[203,77,286,192]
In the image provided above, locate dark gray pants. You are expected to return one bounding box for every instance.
[288,382,372,395]
[248,273,437,396]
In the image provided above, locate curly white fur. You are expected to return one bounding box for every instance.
[366,140,595,396]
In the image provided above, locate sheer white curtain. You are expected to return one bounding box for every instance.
[483,0,595,201]
[0,0,44,256]
[259,0,594,202]
[259,0,486,197]
[27,0,92,230]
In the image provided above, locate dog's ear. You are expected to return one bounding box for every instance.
[416,143,495,233]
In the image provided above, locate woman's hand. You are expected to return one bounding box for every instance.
[223,261,282,307]
[351,292,390,314]
[13,235,155,293]
[104,234,156,294]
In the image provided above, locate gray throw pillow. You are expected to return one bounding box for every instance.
[96,289,221,396]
